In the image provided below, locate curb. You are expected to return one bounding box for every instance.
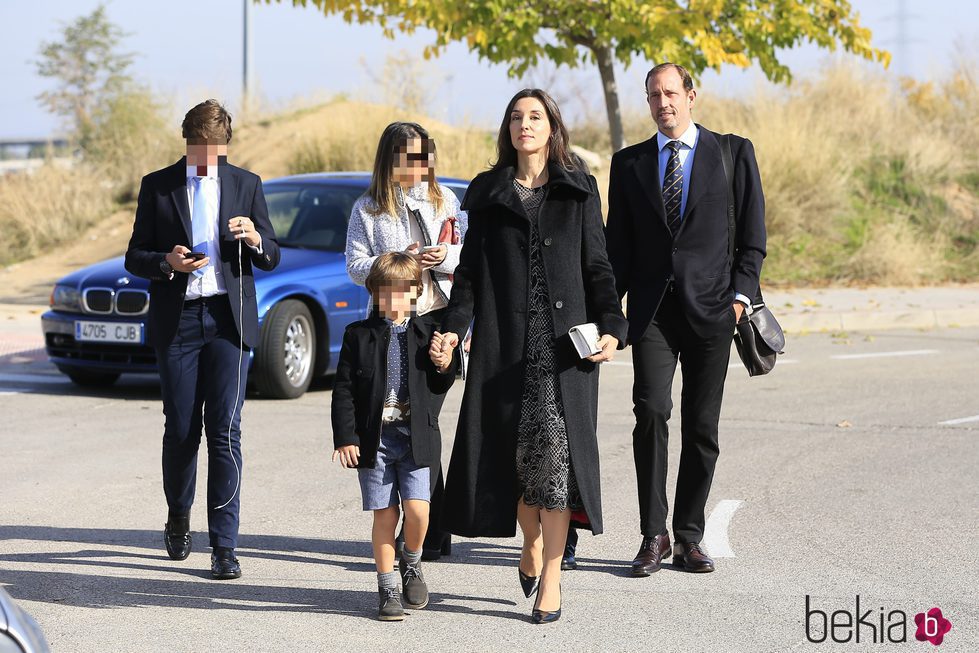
[780,308,979,333]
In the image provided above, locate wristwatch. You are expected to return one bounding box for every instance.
[159,257,174,276]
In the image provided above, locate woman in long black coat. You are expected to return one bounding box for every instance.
[431,89,627,623]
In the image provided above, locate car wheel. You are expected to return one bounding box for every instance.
[254,299,316,399]
[61,368,121,387]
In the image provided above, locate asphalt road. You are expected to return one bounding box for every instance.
[1,326,977,652]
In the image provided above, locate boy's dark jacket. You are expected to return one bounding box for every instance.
[331,313,455,483]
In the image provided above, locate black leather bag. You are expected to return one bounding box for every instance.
[720,134,785,376]
[733,303,785,376]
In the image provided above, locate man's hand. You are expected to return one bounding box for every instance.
[332,445,360,468]
[586,334,619,363]
[734,302,745,323]
[230,216,261,248]
[165,245,209,274]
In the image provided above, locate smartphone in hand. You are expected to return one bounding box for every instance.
[184,251,207,261]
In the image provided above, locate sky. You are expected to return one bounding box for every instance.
[1,0,977,140]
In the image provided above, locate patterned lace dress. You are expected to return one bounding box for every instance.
[513,179,582,512]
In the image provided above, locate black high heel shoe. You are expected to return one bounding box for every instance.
[532,584,562,624]
[518,568,540,598]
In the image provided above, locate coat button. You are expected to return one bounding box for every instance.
[544,237,553,246]
[356,369,363,376]
[554,300,563,309]
[672,247,678,254]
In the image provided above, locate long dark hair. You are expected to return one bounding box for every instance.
[492,88,578,171]
[366,121,445,218]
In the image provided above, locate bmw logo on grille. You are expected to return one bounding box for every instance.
[117,276,130,286]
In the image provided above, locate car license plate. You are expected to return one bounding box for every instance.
[75,321,144,344]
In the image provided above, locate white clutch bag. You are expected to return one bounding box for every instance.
[568,322,601,358]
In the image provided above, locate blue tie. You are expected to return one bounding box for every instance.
[191,177,215,277]
[663,141,683,236]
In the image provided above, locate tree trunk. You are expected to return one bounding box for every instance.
[594,44,625,153]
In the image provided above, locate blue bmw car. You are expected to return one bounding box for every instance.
[41,173,468,399]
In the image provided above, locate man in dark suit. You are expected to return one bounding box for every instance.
[125,99,279,579]
[605,63,766,576]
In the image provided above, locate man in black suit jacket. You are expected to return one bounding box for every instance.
[125,100,279,579]
[605,63,766,576]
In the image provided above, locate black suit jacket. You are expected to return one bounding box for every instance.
[605,126,766,342]
[124,158,280,349]
[331,314,456,487]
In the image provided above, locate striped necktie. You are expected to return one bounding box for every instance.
[663,140,683,236]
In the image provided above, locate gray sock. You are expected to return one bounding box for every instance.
[402,548,422,567]
[377,570,399,589]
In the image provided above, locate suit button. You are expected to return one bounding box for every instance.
[554,301,563,309]
[672,247,678,254]
[356,369,363,376]
[544,237,553,246]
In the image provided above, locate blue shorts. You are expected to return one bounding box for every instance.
[358,425,431,511]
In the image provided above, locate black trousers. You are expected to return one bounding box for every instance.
[631,292,734,544]
[156,295,247,549]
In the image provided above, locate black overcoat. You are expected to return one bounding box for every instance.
[441,162,628,537]
[331,314,456,490]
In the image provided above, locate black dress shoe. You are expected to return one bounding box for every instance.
[561,527,578,571]
[210,547,242,580]
[673,542,715,573]
[630,533,671,577]
[164,515,192,561]
[518,568,540,598]
[422,531,452,561]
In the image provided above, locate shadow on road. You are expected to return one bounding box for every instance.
[0,526,533,619]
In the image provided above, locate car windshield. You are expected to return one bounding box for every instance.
[264,181,467,252]
[265,184,365,252]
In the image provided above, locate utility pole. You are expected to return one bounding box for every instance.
[243,0,253,114]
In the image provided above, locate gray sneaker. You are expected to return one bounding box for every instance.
[399,559,429,609]
[377,586,404,621]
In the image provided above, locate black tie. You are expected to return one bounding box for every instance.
[663,140,683,236]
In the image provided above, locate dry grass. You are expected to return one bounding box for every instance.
[4,61,976,285]
[232,99,495,181]
[0,162,114,267]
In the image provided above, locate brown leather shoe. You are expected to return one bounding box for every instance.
[630,534,671,577]
[673,542,715,573]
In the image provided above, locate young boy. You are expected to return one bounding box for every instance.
[331,252,455,621]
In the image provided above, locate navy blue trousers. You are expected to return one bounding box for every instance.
[156,295,247,549]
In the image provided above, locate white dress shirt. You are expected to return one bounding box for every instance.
[185,166,226,300]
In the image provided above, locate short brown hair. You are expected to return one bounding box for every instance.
[645,63,694,93]
[182,99,233,144]
[365,252,422,298]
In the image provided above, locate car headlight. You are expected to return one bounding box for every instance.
[50,284,82,312]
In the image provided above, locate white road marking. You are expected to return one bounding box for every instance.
[703,499,743,558]
[830,349,939,360]
[938,414,979,425]
[0,373,66,385]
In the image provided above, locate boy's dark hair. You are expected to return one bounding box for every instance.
[182,99,233,144]
[366,251,422,300]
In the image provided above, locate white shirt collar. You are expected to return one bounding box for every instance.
[186,164,219,180]
[657,122,699,152]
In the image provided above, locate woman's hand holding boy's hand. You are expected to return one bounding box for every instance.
[430,331,459,372]
[332,445,360,468]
